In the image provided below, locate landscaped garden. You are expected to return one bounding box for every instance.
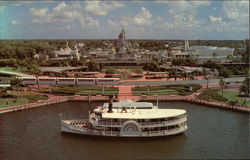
[39,85,119,96]
[197,89,250,107]
[0,90,48,108]
[132,84,201,96]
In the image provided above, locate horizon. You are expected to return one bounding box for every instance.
[0,1,249,40]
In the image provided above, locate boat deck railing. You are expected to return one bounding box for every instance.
[62,120,187,137]
[95,116,187,128]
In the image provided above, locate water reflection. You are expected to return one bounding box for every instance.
[0,101,249,160]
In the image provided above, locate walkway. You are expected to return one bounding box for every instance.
[118,85,133,100]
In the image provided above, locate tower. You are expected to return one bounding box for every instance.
[185,40,189,51]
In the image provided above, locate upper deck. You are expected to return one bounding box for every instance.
[94,100,186,119]
[100,108,186,119]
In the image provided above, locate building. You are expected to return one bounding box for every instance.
[52,42,80,60]
[190,46,234,62]
[39,66,88,76]
[114,27,136,60]
[170,40,198,59]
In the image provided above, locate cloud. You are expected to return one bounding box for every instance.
[157,1,211,16]
[222,1,249,25]
[29,2,99,27]
[134,7,152,25]
[30,8,48,17]
[11,20,22,25]
[85,1,125,16]
[209,16,222,23]
[154,1,211,32]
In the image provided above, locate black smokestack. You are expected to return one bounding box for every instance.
[108,95,113,113]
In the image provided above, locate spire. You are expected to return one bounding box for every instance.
[121,25,125,41]
[66,41,69,49]
[185,40,189,50]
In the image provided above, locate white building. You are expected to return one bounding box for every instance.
[190,46,234,62]
[53,42,80,60]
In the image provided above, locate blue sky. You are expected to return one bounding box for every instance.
[0,1,249,40]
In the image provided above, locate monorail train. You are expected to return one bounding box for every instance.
[96,78,120,85]
[18,77,120,86]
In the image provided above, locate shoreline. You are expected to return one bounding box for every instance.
[0,94,249,114]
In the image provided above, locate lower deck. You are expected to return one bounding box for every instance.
[61,119,188,137]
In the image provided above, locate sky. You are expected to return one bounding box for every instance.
[0,0,249,40]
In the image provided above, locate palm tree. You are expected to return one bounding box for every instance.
[205,77,209,89]
[202,68,208,80]
[218,78,226,96]
[169,69,178,81]
[239,77,249,104]
[179,71,188,80]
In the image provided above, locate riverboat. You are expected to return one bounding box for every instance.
[61,98,188,137]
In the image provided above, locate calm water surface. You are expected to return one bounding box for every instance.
[0,102,249,160]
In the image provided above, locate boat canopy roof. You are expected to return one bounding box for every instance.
[103,100,154,109]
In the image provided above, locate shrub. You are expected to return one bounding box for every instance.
[105,68,116,74]
[198,89,227,102]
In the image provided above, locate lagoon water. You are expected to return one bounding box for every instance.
[0,102,249,160]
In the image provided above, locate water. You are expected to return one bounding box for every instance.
[0,102,249,160]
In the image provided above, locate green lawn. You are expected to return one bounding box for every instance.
[197,89,250,107]
[40,85,119,96]
[132,84,201,96]
[0,98,29,108]
[0,94,48,108]
[218,91,250,107]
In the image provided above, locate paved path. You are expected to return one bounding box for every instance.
[118,85,134,100]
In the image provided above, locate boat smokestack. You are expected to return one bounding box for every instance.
[108,95,113,113]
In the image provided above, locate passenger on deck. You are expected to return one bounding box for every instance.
[121,106,127,113]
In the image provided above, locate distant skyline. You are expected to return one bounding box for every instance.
[0,1,249,40]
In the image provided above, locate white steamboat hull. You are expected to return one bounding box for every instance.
[61,120,188,137]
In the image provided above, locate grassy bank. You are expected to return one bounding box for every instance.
[197,89,250,107]
[0,91,48,108]
[132,84,201,96]
[218,91,250,107]
[40,85,119,96]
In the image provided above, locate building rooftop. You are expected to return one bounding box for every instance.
[39,66,88,73]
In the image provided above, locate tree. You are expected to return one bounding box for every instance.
[143,61,160,71]
[105,68,116,74]
[241,40,249,64]
[134,68,144,74]
[87,59,100,71]
[239,77,249,104]
[10,78,22,97]
[202,68,209,80]
[218,78,226,96]
[169,69,178,81]
[192,69,199,80]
